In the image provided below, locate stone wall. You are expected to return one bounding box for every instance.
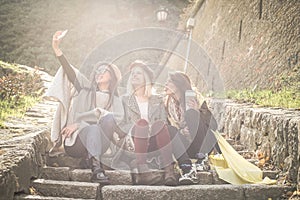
[176,0,299,90]
[209,98,300,184]
[0,130,50,199]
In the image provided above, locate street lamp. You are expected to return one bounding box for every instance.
[156,7,169,22]
[184,17,195,73]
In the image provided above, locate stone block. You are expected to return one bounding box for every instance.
[69,169,91,182]
[46,154,81,168]
[211,170,229,185]
[32,179,99,199]
[70,169,133,185]
[196,171,213,185]
[105,170,132,185]
[102,185,244,200]
[243,184,294,200]
[0,130,49,200]
[41,167,70,181]
[14,194,94,200]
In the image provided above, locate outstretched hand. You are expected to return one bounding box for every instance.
[52,30,66,56]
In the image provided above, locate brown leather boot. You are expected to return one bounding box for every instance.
[135,164,164,185]
[164,164,178,186]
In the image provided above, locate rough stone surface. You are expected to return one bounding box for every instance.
[210,99,300,184]
[102,185,244,200]
[41,167,70,181]
[176,0,299,91]
[32,179,99,199]
[69,169,133,185]
[243,184,294,200]
[14,194,94,200]
[196,171,213,185]
[0,130,50,200]
[46,154,82,168]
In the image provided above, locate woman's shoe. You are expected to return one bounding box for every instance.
[164,164,178,186]
[91,157,110,185]
[135,164,163,185]
[178,163,199,185]
[91,169,110,185]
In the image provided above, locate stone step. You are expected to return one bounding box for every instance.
[41,166,216,185]
[101,184,294,200]
[14,194,94,200]
[41,166,133,184]
[71,169,133,185]
[40,166,278,186]
[46,153,114,169]
[31,179,100,199]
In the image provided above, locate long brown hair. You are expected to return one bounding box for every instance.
[165,71,192,115]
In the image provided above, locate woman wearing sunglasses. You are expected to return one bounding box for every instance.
[48,31,124,185]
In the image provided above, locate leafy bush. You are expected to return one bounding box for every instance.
[0,60,44,127]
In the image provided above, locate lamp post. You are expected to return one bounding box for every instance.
[156,7,169,22]
[184,17,195,73]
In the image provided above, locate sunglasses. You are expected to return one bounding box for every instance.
[95,66,111,75]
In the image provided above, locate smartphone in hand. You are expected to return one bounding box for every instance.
[185,90,196,111]
[57,30,68,40]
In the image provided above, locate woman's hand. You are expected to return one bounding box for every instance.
[181,126,190,137]
[187,97,199,110]
[61,123,79,138]
[52,31,64,56]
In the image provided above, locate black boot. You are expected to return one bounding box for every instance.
[164,164,178,186]
[91,157,110,185]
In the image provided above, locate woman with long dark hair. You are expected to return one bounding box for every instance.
[48,31,124,184]
[164,71,221,185]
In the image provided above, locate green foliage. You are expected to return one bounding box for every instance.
[226,89,300,109]
[0,60,44,127]
[225,63,300,109]
[0,0,185,76]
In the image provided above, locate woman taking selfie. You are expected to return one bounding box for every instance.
[48,30,124,185]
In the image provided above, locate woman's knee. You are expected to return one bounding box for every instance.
[151,120,167,137]
[133,119,149,138]
[100,113,115,126]
[85,124,99,132]
[185,109,200,120]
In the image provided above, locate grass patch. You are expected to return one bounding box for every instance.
[0,96,39,127]
[226,89,300,109]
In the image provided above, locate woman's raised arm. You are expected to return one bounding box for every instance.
[52,31,81,91]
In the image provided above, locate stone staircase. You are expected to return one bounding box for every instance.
[13,140,294,200]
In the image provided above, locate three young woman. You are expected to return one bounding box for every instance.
[48,31,124,184]
[49,31,220,186]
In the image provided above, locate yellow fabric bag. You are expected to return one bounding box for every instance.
[211,131,276,185]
